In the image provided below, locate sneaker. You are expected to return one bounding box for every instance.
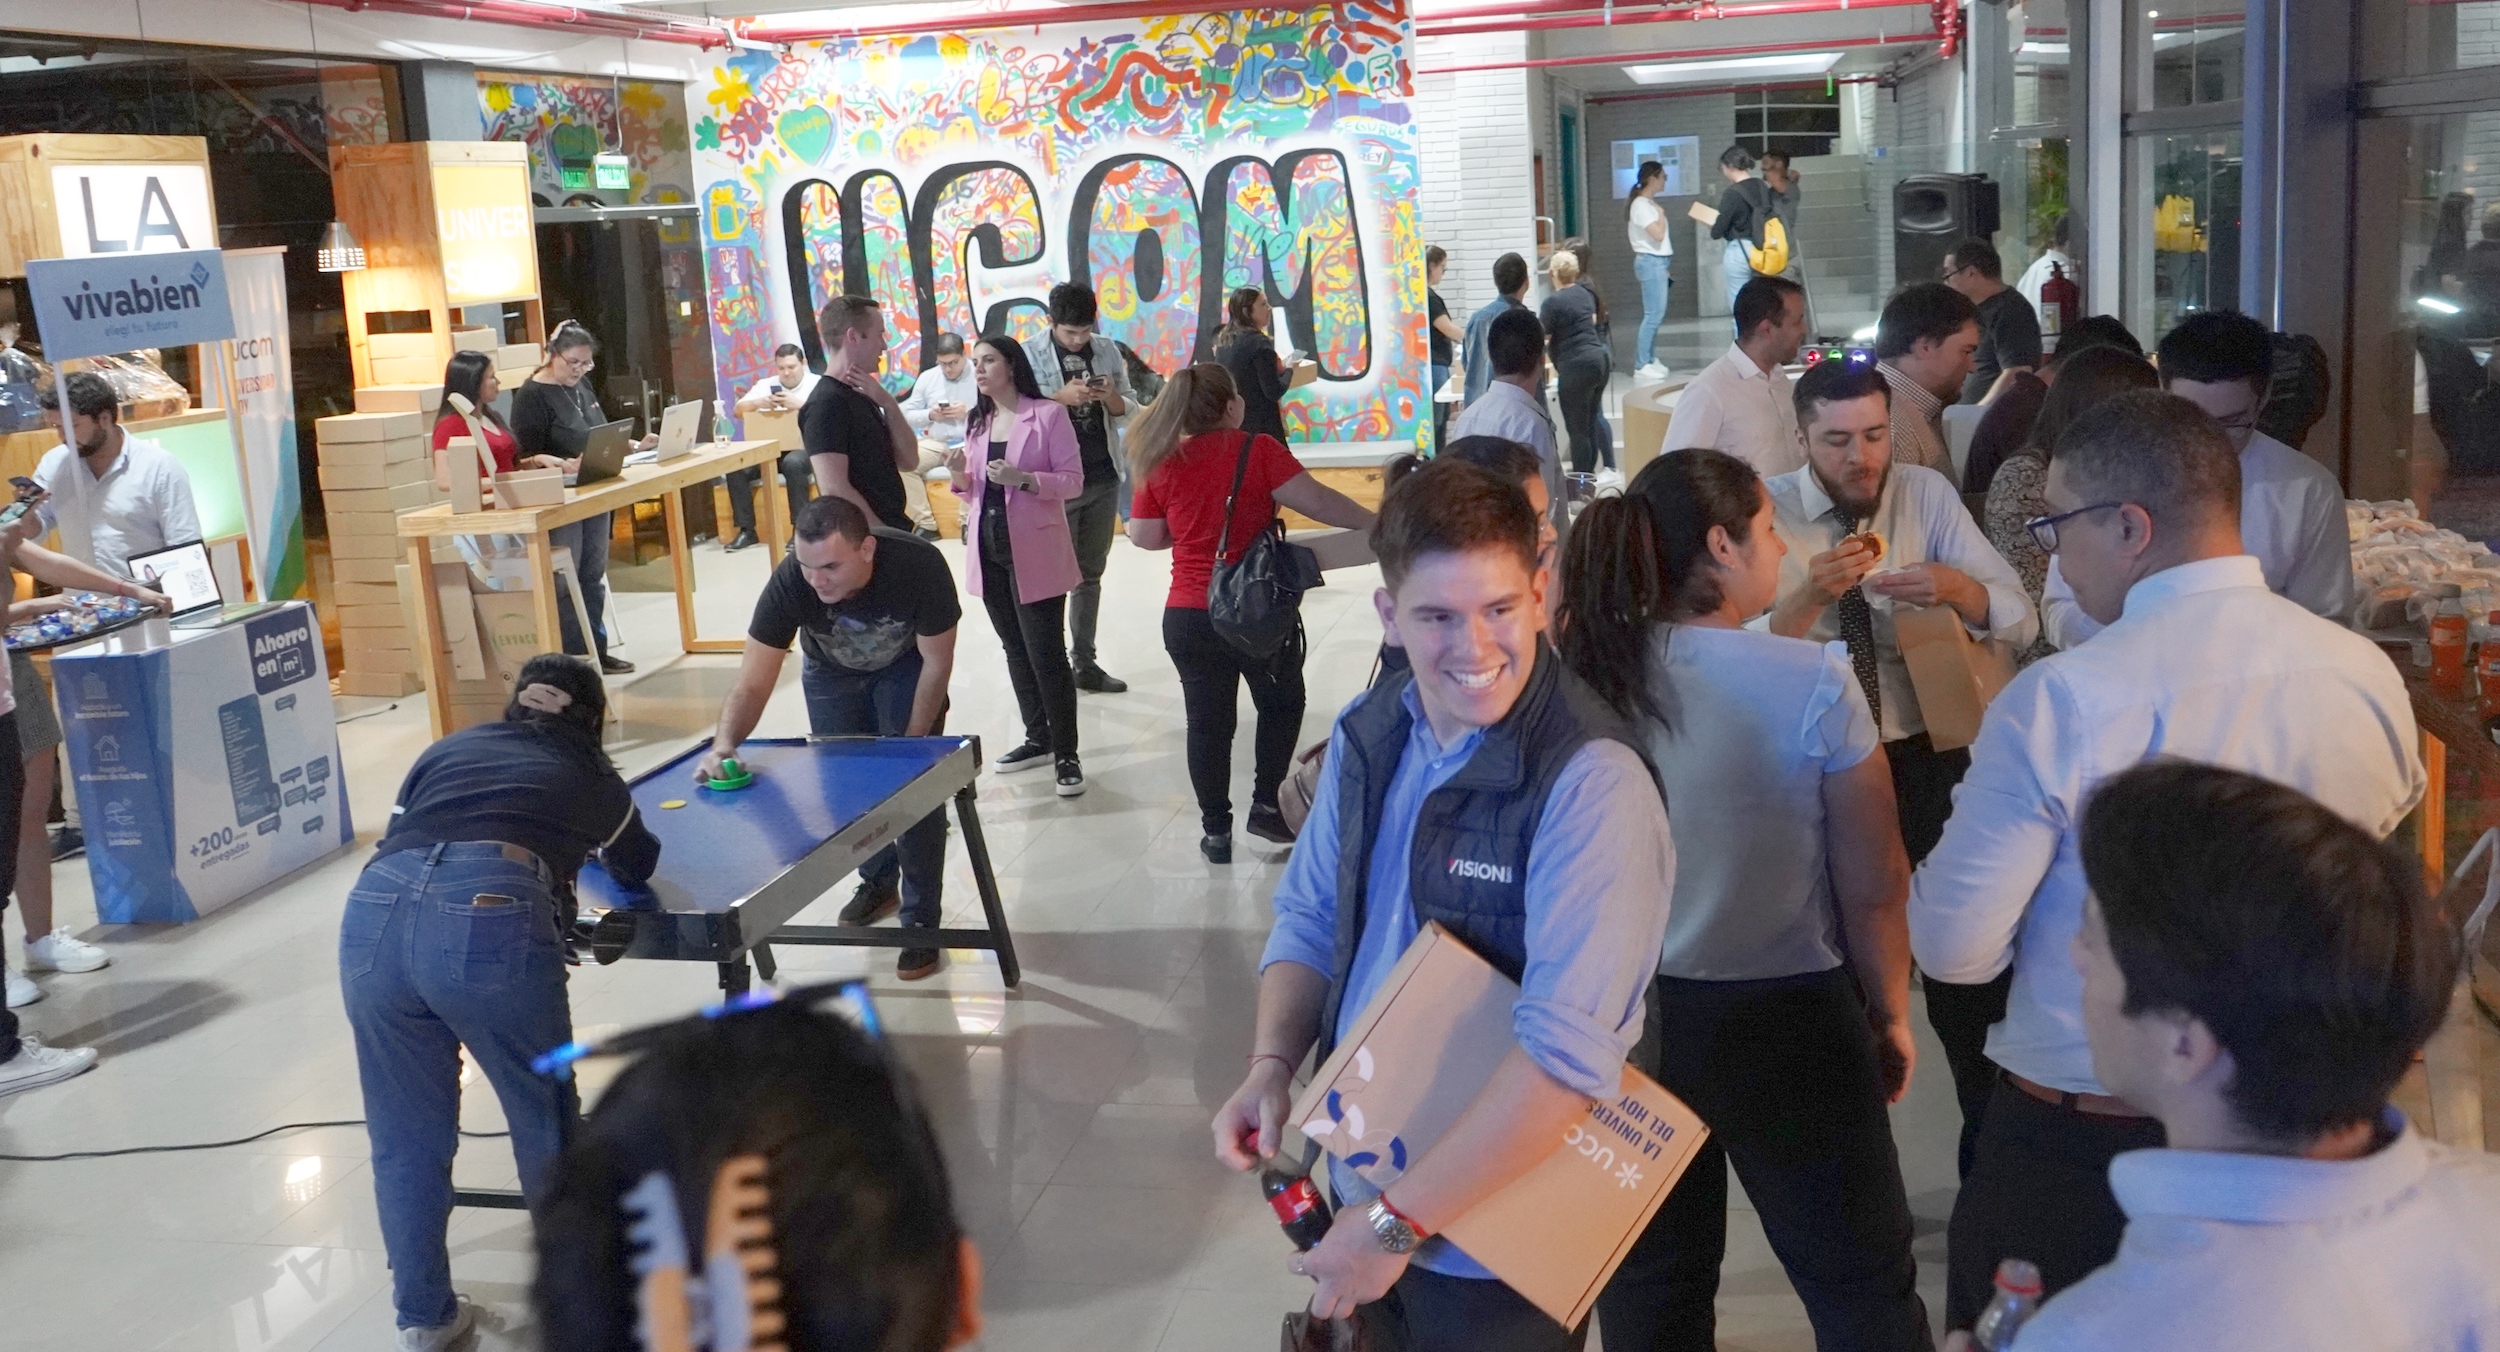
[1055,755,1086,798]
[1245,802,1296,845]
[1199,833,1233,865]
[599,655,637,675]
[1073,663,1128,694]
[724,529,760,553]
[22,928,108,975]
[48,826,82,862]
[838,878,900,926]
[995,741,1051,774]
[914,525,942,542]
[1635,362,1671,381]
[4,966,37,1009]
[395,1297,478,1352]
[0,1035,96,1097]
[898,947,943,981]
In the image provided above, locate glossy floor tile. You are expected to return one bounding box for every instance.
[0,535,1960,1351]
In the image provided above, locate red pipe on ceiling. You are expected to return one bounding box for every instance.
[315,0,732,47]
[1418,30,1928,76]
[743,0,1944,45]
[1422,0,1933,39]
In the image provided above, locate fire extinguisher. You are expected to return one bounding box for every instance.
[2039,261,2079,353]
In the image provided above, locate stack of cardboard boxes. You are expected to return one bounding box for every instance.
[409,560,541,731]
[317,385,443,697]
[492,342,540,393]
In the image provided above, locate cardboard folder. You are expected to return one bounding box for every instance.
[1290,923,1710,1329]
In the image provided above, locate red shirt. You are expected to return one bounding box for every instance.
[1131,429,1305,609]
[432,410,521,475]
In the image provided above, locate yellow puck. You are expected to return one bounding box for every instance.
[660,799,689,810]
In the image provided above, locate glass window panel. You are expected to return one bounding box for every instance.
[2133,0,2245,110]
[2013,0,2072,128]
[2363,0,2500,82]
[2125,128,2241,341]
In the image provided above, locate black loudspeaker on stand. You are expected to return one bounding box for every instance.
[1894,173,2002,288]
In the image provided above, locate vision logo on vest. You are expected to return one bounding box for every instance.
[1447,856,1515,884]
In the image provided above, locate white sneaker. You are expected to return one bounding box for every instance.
[396,1297,478,1352]
[4,965,37,1009]
[1635,362,1671,381]
[23,928,107,974]
[0,1034,95,1096]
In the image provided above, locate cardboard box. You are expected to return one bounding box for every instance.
[471,588,541,685]
[370,353,440,386]
[366,332,439,364]
[315,410,424,444]
[1287,360,1320,390]
[330,581,400,609]
[493,468,564,507]
[1893,604,2016,753]
[330,557,399,586]
[318,438,427,470]
[1291,923,1710,1330]
[326,507,403,538]
[354,384,445,416]
[344,644,422,675]
[451,327,500,354]
[328,532,405,562]
[496,342,542,370]
[317,462,398,492]
[337,669,423,698]
[323,481,435,514]
[1285,527,1377,571]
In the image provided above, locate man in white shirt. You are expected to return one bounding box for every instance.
[33,373,201,581]
[2041,310,2353,646]
[1626,159,1674,381]
[1449,308,1565,540]
[2013,213,2076,317]
[1664,275,1807,475]
[1995,760,2500,1352]
[1872,284,1979,484]
[897,333,975,444]
[1763,358,2036,866]
[1909,391,2422,1330]
[723,343,821,552]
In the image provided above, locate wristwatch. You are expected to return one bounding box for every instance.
[1364,1197,1426,1255]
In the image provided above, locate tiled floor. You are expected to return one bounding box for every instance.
[0,534,1962,1351]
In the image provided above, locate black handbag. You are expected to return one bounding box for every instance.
[1207,430,1323,658]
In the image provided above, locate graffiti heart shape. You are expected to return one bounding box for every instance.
[777,106,835,165]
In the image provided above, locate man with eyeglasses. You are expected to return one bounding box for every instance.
[1909,389,2421,1334]
[2042,310,2354,648]
[696,495,962,982]
[1941,238,2043,407]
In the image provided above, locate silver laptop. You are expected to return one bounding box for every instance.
[653,400,701,461]
[127,540,280,629]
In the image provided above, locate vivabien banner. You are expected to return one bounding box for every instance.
[688,1,1424,449]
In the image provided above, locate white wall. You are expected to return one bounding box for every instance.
[1414,32,1540,317]
[0,1,706,80]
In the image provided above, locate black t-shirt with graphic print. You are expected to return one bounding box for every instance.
[1053,340,1116,485]
[747,527,961,673]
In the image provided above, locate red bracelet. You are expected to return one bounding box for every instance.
[1246,1052,1295,1073]
[1376,1192,1432,1241]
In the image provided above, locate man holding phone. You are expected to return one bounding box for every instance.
[897,334,977,540]
[723,343,822,552]
[1022,284,1133,694]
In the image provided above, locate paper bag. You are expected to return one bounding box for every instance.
[1290,924,1710,1330]
[1685,200,1719,226]
[1893,604,2017,752]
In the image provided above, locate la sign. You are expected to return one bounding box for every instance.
[51,165,216,260]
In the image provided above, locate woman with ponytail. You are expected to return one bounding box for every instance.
[1563,450,1930,1350]
[341,653,660,1349]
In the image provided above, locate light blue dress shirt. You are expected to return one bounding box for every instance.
[1261,684,1674,1277]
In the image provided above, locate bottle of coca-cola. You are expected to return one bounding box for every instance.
[1261,1165,1333,1251]
[1971,1257,2043,1350]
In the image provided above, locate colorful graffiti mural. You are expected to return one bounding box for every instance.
[688,1,1422,445]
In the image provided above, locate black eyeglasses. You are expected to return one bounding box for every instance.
[2025,501,2126,554]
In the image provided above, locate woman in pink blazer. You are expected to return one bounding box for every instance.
[952,335,1090,795]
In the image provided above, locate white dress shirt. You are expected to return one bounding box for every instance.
[1911,555,2424,1094]
[1761,462,2038,742]
[741,369,820,411]
[34,434,201,579]
[1664,343,1802,475]
[898,363,978,443]
[2044,430,2355,647]
[1450,377,1565,536]
[2016,1115,2500,1352]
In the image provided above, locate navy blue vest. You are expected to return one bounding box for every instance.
[1317,647,1650,1062]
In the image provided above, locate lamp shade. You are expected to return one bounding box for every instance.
[316,220,366,273]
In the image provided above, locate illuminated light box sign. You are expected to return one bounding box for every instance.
[50,163,216,259]
[27,247,234,360]
[432,161,539,306]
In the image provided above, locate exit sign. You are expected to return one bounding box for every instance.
[594,154,631,191]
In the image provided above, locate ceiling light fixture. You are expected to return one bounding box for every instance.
[1622,51,1846,86]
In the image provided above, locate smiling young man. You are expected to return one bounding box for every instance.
[1210,459,1672,1351]
[697,496,961,980]
[2042,309,2354,646]
[1909,391,2422,1329]
[1970,760,2500,1352]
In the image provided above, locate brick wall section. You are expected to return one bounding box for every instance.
[1415,33,1540,326]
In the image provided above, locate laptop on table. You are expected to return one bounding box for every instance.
[652,400,701,461]
[564,419,637,488]
[127,540,280,629]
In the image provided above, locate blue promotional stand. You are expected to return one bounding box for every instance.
[52,600,353,923]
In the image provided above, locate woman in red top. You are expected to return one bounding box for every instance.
[431,350,558,493]
[1127,364,1372,862]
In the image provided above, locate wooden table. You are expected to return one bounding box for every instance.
[2399,657,2491,889]
[396,439,791,735]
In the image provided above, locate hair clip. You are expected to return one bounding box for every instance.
[621,1171,696,1352]
[517,682,574,714]
[703,1154,786,1352]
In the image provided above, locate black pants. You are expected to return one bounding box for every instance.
[724,447,814,534]
[1162,606,1305,835]
[1944,1078,2163,1329]
[979,541,1078,757]
[1598,969,1931,1352]
[0,711,29,1061]
[1362,1265,1587,1352]
[1555,349,1613,474]
[1886,731,2003,1181]
[1883,733,1967,866]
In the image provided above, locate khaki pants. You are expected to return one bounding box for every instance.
[902,442,948,532]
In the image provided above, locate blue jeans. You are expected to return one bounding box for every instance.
[1723,239,1757,327]
[800,650,948,928]
[340,843,578,1331]
[1633,253,1671,369]
[548,512,611,659]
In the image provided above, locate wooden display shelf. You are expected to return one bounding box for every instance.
[330,140,542,392]
[0,133,214,277]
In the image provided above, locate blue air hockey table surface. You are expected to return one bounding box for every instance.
[574,735,1019,990]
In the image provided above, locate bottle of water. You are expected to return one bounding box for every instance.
[1971,1258,2043,1350]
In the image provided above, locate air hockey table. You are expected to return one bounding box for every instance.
[575,733,1020,992]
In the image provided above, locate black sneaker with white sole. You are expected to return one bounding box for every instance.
[1055,755,1086,797]
[994,741,1051,774]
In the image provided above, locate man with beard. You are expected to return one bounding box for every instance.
[1763,358,2035,863]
